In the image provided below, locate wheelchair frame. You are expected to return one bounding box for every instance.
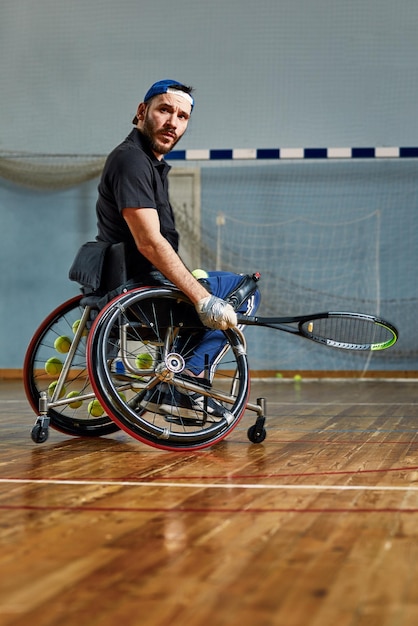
[24,286,267,451]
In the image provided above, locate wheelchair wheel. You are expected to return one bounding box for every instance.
[23,295,120,438]
[87,286,250,450]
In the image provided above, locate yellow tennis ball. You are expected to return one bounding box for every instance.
[48,380,66,398]
[293,374,302,382]
[66,391,83,409]
[45,357,63,376]
[135,352,153,369]
[54,335,72,353]
[192,268,209,280]
[88,399,105,417]
[72,319,88,337]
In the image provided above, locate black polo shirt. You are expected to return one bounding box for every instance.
[96,129,179,278]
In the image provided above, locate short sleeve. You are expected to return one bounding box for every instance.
[108,148,157,212]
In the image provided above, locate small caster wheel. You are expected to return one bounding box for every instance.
[31,423,49,444]
[247,424,266,444]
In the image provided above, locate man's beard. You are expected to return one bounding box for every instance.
[142,114,181,155]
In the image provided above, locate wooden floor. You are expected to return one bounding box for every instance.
[1,377,418,626]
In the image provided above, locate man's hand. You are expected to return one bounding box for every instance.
[195,295,238,330]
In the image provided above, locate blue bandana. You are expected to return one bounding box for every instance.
[143,79,194,111]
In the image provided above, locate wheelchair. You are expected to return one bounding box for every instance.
[24,275,267,451]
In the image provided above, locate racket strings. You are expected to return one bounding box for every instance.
[302,317,393,349]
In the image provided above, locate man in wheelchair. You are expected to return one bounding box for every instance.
[91,79,260,419]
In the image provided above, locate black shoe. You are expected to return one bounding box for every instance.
[160,388,227,420]
[139,384,171,413]
[140,379,229,421]
[139,384,195,418]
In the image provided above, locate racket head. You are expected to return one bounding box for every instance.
[298,312,398,351]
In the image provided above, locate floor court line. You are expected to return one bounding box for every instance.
[0,478,418,492]
[7,399,417,406]
[1,504,417,515]
[268,401,418,406]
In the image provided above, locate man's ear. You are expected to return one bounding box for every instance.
[137,102,147,121]
[132,102,147,125]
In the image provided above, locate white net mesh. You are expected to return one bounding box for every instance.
[169,158,416,374]
[0,153,105,190]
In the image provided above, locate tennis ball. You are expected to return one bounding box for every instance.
[72,319,88,337]
[275,372,283,379]
[54,335,72,354]
[45,357,63,376]
[66,390,83,409]
[192,268,209,280]
[88,399,105,417]
[135,352,153,369]
[48,380,66,398]
[293,374,302,382]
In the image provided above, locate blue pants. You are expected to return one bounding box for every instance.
[185,271,261,376]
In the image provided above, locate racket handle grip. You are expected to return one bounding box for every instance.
[226,272,261,310]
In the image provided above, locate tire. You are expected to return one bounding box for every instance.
[87,287,250,450]
[23,295,120,438]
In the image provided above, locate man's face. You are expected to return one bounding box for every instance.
[138,93,191,159]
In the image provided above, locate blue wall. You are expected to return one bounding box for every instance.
[0,178,99,368]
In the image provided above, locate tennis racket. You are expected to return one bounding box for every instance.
[236,311,398,351]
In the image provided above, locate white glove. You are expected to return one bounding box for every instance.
[195,295,238,330]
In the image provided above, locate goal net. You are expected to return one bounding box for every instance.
[169,157,417,377]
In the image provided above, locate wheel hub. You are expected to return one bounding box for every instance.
[165,352,185,373]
